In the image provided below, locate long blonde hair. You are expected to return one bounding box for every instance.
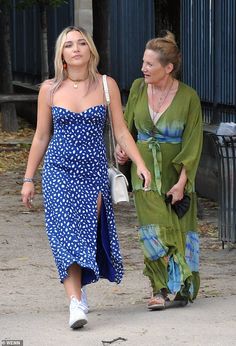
[50,26,99,97]
[146,30,181,77]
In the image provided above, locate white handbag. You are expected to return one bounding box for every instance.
[108,166,129,204]
[102,75,129,204]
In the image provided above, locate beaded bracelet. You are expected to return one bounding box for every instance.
[23,178,34,183]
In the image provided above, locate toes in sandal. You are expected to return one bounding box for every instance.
[147,294,167,311]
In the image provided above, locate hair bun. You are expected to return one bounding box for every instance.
[158,30,177,46]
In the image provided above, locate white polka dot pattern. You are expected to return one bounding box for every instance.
[42,105,123,285]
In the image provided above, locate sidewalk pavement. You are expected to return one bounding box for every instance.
[0,171,236,346]
[1,296,236,346]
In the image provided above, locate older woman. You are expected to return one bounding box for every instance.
[21,26,151,329]
[116,30,203,310]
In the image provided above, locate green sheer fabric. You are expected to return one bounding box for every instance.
[124,78,203,299]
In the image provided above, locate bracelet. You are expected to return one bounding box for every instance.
[23,177,34,183]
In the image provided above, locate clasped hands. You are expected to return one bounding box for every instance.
[115,144,129,165]
[115,144,151,190]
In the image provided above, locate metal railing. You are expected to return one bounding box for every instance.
[208,134,236,247]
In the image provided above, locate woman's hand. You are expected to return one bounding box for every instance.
[115,144,129,165]
[21,182,35,209]
[166,183,184,204]
[167,166,187,204]
[137,165,151,191]
[115,143,151,189]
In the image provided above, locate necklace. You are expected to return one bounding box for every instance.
[67,75,88,89]
[151,79,174,122]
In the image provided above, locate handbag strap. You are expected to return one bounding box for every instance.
[102,74,119,169]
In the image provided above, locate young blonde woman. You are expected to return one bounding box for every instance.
[116,30,203,310]
[21,26,151,329]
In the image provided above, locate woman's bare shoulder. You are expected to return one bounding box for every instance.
[104,75,119,93]
[40,79,54,91]
[37,80,56,107]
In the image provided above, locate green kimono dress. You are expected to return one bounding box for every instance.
[124,78,203,300]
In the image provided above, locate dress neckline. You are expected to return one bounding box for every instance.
[52,104,106,115]
[147,81,181,126]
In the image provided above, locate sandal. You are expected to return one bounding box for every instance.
[147,290,171,311]
[148,294,166,310]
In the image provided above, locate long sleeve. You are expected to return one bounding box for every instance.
[172,91,203,191]
[124,78,144,138]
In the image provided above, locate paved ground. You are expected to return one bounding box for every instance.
[0,170,236,346]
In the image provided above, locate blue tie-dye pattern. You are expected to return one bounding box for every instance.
[167,256,181,293]
[137,132,182,143]
[137,225,199,295]
[160,120,185,139]
[185,231,199,272]
[138,119,184,143]
[138,225,168,260]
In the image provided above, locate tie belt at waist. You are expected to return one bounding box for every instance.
[137,132,182,143]
[137,132,182,194]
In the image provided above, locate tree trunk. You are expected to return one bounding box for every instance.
[39,4,49,81]
[1,103,18,131]
[0,3,18,131]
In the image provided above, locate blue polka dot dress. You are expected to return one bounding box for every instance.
[42,105,123,285]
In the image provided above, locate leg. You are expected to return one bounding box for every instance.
[63,263,82,300]
[64,263,88,329]
[144,256,170,310]
[97,192,102,218]
[144,256,168,294]
[78,193,103,313]
[64,264,88,329]
[65,193,102,328]
[64,191,102,301]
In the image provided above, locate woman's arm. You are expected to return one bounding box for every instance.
[107,77,151,189]
[21,82,52,208]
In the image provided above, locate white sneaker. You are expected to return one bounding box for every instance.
[81,287,89,314]
[69,296,88,329]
